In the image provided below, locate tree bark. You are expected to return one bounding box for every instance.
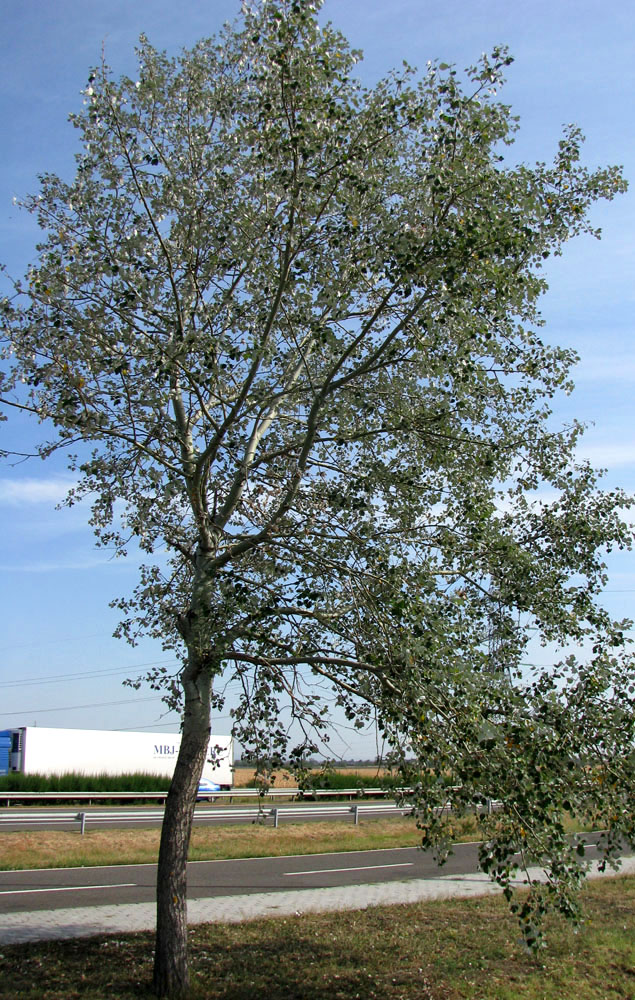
[152,654,212,998]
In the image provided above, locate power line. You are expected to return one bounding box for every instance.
[0,694,167,716]
[0,658,180,689]
[123,715,234,731]
[0,632,112,653]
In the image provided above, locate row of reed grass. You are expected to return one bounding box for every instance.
[0,771,170,793]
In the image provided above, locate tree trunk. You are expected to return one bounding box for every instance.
[152,655,212,998]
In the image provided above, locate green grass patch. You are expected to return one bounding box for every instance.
[1,875,633,998]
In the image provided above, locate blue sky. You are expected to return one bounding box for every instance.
[1,0,634,758]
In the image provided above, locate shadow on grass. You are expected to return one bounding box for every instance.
[0,932,156,999]
[1,879,634,999]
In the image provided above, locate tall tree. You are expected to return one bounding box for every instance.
[2,1,634,995]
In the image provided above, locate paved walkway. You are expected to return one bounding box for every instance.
[2,856,634,946]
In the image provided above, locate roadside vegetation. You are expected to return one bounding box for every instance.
[0,814,598,872]
[0,816,461,870]
[0,765,402,795]
[0,772,172,794]
[1,876,633,999]
[233,765,399,790]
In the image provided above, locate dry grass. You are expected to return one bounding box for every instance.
[0,810,595,873]
[0,816,435,871]
[1,875,634,998]
[232,764,391,787]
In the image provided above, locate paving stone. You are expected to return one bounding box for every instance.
[2,856,634,946]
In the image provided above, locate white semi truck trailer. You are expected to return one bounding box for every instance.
[5,726,233,788]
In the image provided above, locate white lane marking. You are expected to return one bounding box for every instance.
[0,883,136,896]
[1,844,428,875]
[285,862,414,876]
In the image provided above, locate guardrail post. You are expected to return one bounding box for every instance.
[76,811,87,835]
[272,808,279,828]
[353,804,360,825]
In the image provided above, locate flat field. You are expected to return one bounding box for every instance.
[232,764,390,787]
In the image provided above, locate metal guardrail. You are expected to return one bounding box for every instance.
[270,802,412,828]
[0,800,414,833]
[0,786,405,807]
[0,791,171,805]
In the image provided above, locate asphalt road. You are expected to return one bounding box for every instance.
[0,844,478,914]
[0,836,608,916]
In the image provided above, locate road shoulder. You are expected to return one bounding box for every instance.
[2,855,634,946]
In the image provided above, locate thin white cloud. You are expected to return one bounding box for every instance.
[576,443,635,469]
[0,477,75,506]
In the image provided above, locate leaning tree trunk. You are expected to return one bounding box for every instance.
[153,654,212,998]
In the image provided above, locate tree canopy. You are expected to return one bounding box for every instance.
[2,1,634,995]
